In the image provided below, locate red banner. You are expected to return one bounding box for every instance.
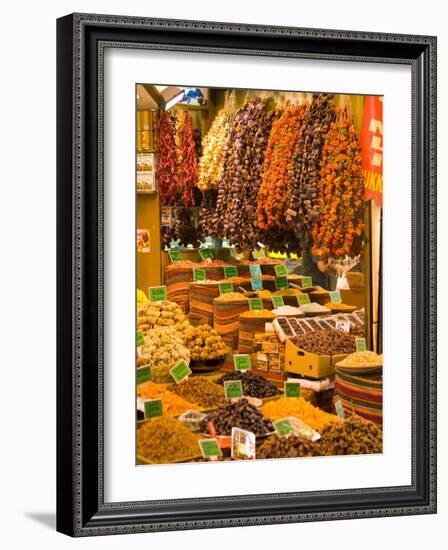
[360,96,383,207]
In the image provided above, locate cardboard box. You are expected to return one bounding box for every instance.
[284,338,348,379]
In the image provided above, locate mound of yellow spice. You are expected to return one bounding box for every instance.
[261,397,339,432]
[137,417,201,464]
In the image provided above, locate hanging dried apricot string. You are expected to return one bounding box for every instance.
[257,103,306,231]
[177,110,198,207]
[311,108,364,258]
[156,110,178,205]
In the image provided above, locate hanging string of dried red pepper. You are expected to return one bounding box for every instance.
[310,107,365,258]
[177,110,198,207]
[156,111,178,206]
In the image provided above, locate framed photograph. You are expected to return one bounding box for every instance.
[57,13,437,536]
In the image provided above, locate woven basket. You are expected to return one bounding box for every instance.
[334,367,383,425]
[213,297,250,351]
[346,271,364,291]
[189,282,220,326]
[165,266,194,312]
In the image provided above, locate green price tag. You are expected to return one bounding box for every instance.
[137,365,153,385]
[224,380,243,399]
[335,400,345,419]
[284,381,301,398]
[169,360,192,384]
[274,418,294,438]
[193,268,206,281]
[168,250,183,262]
[198,438,222,458]
[297,294,311,306]
[199,248,214,261]
[233,354,251,371]
[330,290,342,303]
[248,298,263,311]
[249,264,262,277]
[356,338,367,352]
[219,282,234,295]
[252,248,266,259]
[301,276,312,289]
[275,276,288,289]
[136,330,145,347]
[250,277,263,290]
[223,266,238,278]
[274,264,287,277]
[144,399,163,419]
[272,296,285,308]
[149,286,167,302]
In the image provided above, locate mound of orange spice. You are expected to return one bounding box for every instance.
[137,382,197,417]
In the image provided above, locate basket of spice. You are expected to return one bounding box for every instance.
[189,281,221,326]
[272,288,304,307]
[165,260,198,312]
[324,301,358,314]
[213,292,250,350]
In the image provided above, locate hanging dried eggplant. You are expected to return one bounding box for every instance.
[286,94,335,251]
[213,97,276,248]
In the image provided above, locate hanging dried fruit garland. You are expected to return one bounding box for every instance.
[156,111,178,206]
[213,97,277,248]
[176,110,198,207]
[286,94,336,252]
[311,108,365,258]
[257,103,306,230]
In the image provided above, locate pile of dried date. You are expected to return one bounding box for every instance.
[199,398,273,436]
[258,434,321,458]
[292,328,356,355]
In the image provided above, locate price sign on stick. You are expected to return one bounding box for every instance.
[168,250,183,262]
[274,264,287,277]
[136,330,145,347]
[284,381,301,398]
[143,399,163,419]
[199,248,214,261]
[335,400,345,419]
[219,282,234,295]
[272,296,285,308]
[137,365,153,385]
[169,360,192,384]
[231,428,256,460]
[330,290,342,303]
[249,264,262,277]
[224,380,243,399]
[273,418,294,438]
[275,276,288,289]
[356,338,367,352]
[193,268,206,281]
[149,286,167,302]
[198,439,222,459]
[233,354,251,371]
[250,277,263,290]
[336,319,351,332]
[223,266,238,278]
[297,294,311,306]
[301,276,312,289]
[248,298,263,311]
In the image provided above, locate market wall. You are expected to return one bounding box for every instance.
[1,0,445,549]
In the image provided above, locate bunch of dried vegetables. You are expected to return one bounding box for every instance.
[212,97,277,248]
[310,108,365,258]
[156,111,178,205]
[176,110,198,207]
[285,94,336,251]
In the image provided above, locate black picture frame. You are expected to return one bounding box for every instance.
[56,13,437,537]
